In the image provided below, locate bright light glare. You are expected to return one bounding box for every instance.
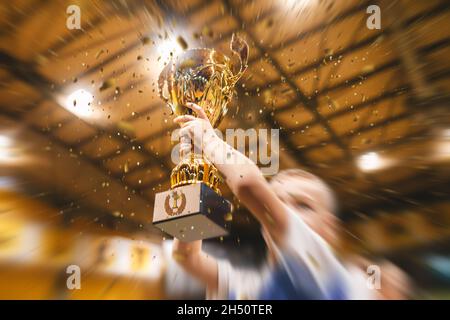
[435,142,450,161]
[0,135,11,148]
[157,39,182,62]
[65,89,94,118]
[357,152,383,172]
[283,0,316,11]
[0,149,13,162]
[0,135,14,162]
[432,128,450,161]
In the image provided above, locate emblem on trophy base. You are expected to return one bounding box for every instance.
[153,183,231,241]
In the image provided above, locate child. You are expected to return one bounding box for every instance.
[171,102,372,299]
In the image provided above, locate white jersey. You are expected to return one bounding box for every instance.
[207,205,375,300]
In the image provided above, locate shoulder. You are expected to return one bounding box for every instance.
[271,206,356,298]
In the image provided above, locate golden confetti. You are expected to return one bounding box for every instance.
[224,212,233,222]
[95,49,105,59]
[361,64,375,74]
[117,121,135,136]
[177,36,188,50]
[99,78,116,91]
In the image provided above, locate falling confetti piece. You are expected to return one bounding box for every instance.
[95,49,105,59]
[201,26,213,38]
[99,78,116,91]
[361,64,375,74]
[177,36,188,50]
[112,211,120,217]
[117,121,135,136]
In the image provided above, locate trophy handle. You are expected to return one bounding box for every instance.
[230,33,249,81]
[157,61,173,105]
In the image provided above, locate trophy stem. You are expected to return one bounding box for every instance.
[170,137,222,194]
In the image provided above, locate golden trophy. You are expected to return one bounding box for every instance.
[152,34,249,241]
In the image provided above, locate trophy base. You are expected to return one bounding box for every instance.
[152,183,231,241]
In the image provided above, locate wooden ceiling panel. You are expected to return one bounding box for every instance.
[274,105,315,129]
[349,118,415,152]
[24,101,72,128]
[53,118,97,145]
[0,80,41,111]
[38,33,144,85]
[432,76,450,92]
[127,108,170,140]
[329,94,407,136]
[124,165,165,189]
[320,12,367,54]
[245,58,280,87]
[316,67,404,117]
[260,82,296,108]
[207,15,238,35]
[291,69,318,98]
[187,0,225,32]
[168,0,204,12]
[80,134,123,159]
[425,46,450,77]
[306,143,345,163]
[290,123,330,148]
[407,8,450,51]
[399,0,447,24]
[272,33,321,75]
[1,0,448,230]
[247,0,361,49]
[103,150,147,175]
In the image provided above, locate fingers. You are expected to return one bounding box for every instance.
[179,126,193,140]
[186,102,208,120]
[174,115,196,124]
[179,143,192,156]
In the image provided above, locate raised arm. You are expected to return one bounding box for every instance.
[171,239,219,291]
[175,103,289,244]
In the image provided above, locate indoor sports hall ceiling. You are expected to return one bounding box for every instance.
[0,0,449,239]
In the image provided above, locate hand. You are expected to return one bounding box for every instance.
[173,103,219,154]
[171,238,219,292]
[172,238,202,262]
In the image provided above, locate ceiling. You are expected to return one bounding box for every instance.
[0,0,449,240]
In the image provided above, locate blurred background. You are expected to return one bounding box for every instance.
[0,0,449,299]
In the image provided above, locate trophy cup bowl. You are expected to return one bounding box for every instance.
[152,34,248,241]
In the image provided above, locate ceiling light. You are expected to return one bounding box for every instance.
[0,134,14,163]
[0,149,14,162]
[282,0,316,12]
[433,128,450,161]
[157,38,182,62]
[442,128,450,139]
[0,135,11,148]
[357,152,384,172]
[0,134,28,165]
[65,89,95,118]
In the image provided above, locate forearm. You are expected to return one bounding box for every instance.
[172,239,218,290]
[203,135,263,195]
[203,136,288,242]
